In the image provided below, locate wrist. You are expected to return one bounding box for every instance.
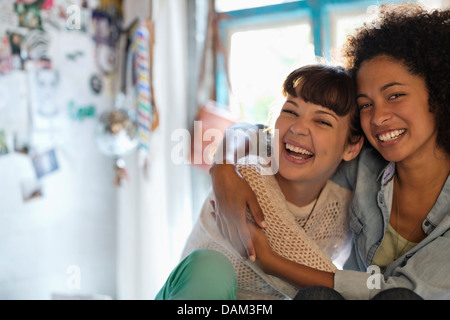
[268,252,285,275]
[257,250,283,275]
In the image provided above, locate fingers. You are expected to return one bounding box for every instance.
[210,200,254,260]
[237,226,256,261]
[210,200,227,239]
[247,195,267,229]
[229,225,249,259]
[209,163,260,261]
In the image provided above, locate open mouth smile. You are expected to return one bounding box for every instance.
[285,143,314,160]
[377,129,406,142]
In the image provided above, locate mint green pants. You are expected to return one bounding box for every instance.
[155,249,237,300]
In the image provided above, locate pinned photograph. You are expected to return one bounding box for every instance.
[0,130,9,156]
[14,0,44,29]
[28,61,64,129]
[21,178,43,202]
[32,148,59,179]
[0,36,13,74]
[9,32,24,70]
[14,132,31,155]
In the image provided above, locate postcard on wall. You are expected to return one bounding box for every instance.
[28,62,67,130]
[0,70,29,133]
[0,36,13,74]
[14,131,31,155]
[0,1,19,30]
[21,178,43,202]
[31,148,59,179]
[0,130,9,156]
[14,0,44,29]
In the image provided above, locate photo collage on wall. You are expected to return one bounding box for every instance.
[0,0,126,201]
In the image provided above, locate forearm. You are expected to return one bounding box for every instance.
[265,252,335,289]
[208,123,268,259]
[336,233,450,300]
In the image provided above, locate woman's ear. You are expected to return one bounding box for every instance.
[342,136,364,162]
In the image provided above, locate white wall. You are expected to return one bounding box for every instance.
[0,6,117,299]
[0,118,117,299]
[0,0,203,300]
[0,128,117,299]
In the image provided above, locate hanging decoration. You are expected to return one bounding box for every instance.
[115,17,158,180]
[94,95,138,186]
[135,23,151,157]
[130,19,159,170]
[94,13,159,185]
[92,0,140,186]
[95,95,137,158]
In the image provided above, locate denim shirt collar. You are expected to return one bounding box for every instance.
[378,162,396,186]
[377,161,450,234]
[427,174,450,230]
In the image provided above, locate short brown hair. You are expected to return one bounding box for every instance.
[282,64,362,145]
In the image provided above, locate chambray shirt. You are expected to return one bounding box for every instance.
[331,147,450,300]
[227,123,450,299]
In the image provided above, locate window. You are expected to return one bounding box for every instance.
[227,19,315,124]
[215,0,298,12]
[215,1,314,124]
[214,0,447,124]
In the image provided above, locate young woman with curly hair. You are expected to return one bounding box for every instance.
[209,3,450,299]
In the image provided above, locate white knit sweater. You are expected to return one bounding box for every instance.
[182,156,352,300]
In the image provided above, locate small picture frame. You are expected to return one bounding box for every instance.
[21,179,43,202]
[14,132,31,155]
[31,148,59,179]
[0,130,9,156]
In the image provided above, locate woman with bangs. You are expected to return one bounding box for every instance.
[209,3,450,300]
[156,64,364,300]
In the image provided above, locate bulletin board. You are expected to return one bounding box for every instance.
[0,0,157,199]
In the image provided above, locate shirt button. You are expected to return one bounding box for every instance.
[424,220,430,227]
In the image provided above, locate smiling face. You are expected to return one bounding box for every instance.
[356,55,438,164]
[274,94,357,187]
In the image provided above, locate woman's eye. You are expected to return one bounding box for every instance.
[388,93,405,100]
[318,120,332,127]
[282,109,297,116]
[358,102,372,110]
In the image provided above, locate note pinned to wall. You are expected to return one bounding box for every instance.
[21,178,43,202]
[31,148,59,179]
[0,70,29,133]
[28,65,62,129]
[0,130,9,156]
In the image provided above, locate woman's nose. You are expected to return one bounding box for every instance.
[290,117,310,135]
[371,103,392,126]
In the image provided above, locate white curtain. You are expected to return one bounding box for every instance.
[117,0,193,300]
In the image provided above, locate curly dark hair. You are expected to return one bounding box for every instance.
[344,2,450,155]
